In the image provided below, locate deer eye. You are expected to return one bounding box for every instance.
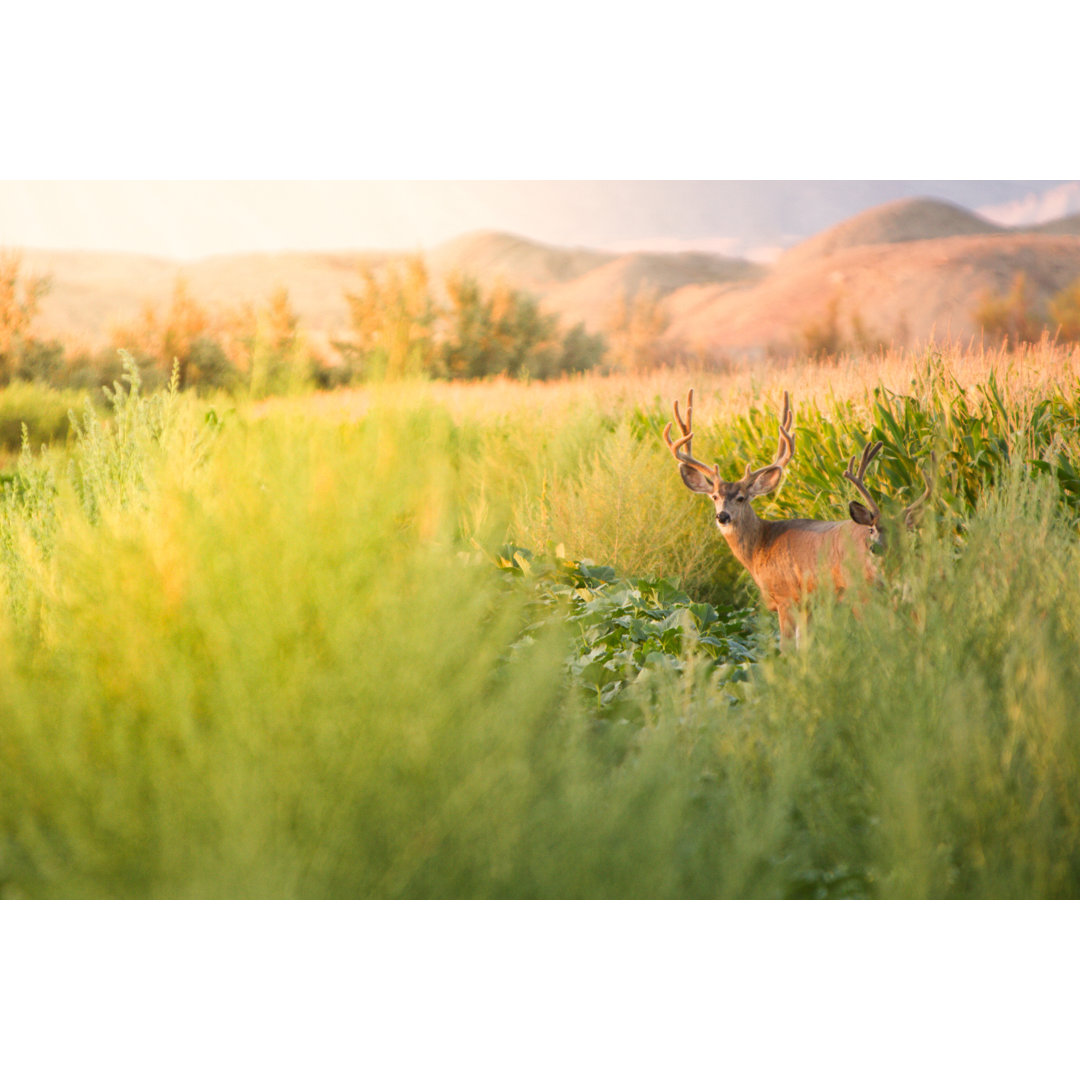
[735,494,746,503]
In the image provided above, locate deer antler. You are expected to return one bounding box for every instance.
[844,440,884,525]
[903,453,937,529]
[742,391,795,487]
[663,388,720,491]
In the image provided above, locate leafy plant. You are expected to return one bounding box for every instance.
[494,544,759,717]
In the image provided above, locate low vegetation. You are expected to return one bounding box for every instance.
[336,259,607,382]
[973,271,1080,346]
[1,341,1079,897]
[788,293,891,361]
[0,251,611,397]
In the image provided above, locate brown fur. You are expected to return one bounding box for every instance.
[719,514,875,639]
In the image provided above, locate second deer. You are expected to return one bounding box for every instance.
[663,388,930,644]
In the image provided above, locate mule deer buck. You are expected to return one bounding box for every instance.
[663,389,930,643]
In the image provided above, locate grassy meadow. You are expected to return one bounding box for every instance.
[2,342,1080,897]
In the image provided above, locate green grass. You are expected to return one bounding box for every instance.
[0,380,87,458]
[2,351,1080,897]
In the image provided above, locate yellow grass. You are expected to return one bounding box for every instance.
[247,339,1080,424]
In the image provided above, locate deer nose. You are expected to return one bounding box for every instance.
[716,511,731,525]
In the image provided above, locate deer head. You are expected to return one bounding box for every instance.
[662,388,794,540]
[844,441,936,550]
[843,440,884,547]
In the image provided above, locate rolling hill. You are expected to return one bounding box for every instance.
[426,230,611,291]
[777,197,1004,266]
[12,198,1080,360]
[537,251,764,333]
[665,232,1080,355]
[16,231,762,349]
[1030,213,1080,236]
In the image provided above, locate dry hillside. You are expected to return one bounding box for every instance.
[16,230,761,350]
[12,197,1080,359]
[666,233,1080,354]
[777,197,1003,267]
[1030,214,1080,236]
[426,230,611,291]
[19,248,392,347]
[661,198,1080,355]
[539,251,763,333]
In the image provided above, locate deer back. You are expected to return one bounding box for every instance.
[746,518,875,612]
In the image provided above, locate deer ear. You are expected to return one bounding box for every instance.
[746,465,783,498]
[849,500,877,527]
[679,463,716,495]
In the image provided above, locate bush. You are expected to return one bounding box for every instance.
[793,294,887,361]
[1048,277,1080,342]
[438,274,565,379]
[973,272,1046,345]
[0,251,49,364]
[0,380,85,453]
[9,338,66,384]
[185,337,239,393]
[339,263,607,382]
[800,294,844,360]
[108,277,246,393]
[62,348,169,397]
[605,289,673,371]
[338,256,438,381]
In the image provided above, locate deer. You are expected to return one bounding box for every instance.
[842,438,934,548]
[663,388,930,645]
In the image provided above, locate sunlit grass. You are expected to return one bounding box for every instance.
[249,337,1080,424]
[2,344,1080,897]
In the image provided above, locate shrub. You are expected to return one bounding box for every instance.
[0,380,85,453]
[800,294,844,360]
[973,272,1046,345]
[0,251,54,386]
[338,256,438,380]
[1048,277,1080,342]
[605,288,672,371]
[339,263,607,382]
[11,338,66,384]
[794,294,886,361]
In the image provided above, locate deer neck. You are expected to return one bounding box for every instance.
[721,511,768,574]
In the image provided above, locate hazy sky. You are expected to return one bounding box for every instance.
[0,180,1075,262]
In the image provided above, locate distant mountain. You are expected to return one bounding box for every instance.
[19,233,764,348]
[664,230,1080,355]
[562,181,1068,259]
[19,248,389,346]
[540,251,763,333]
[427,231,611,290]
[778,198,1003,266]
[1027,213,1080,236]
[16,195,1080,359]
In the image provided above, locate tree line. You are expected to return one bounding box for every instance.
[2,251,688,397]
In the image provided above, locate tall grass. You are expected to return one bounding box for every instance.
[1,346,1080,897]
[0,380,86,459]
